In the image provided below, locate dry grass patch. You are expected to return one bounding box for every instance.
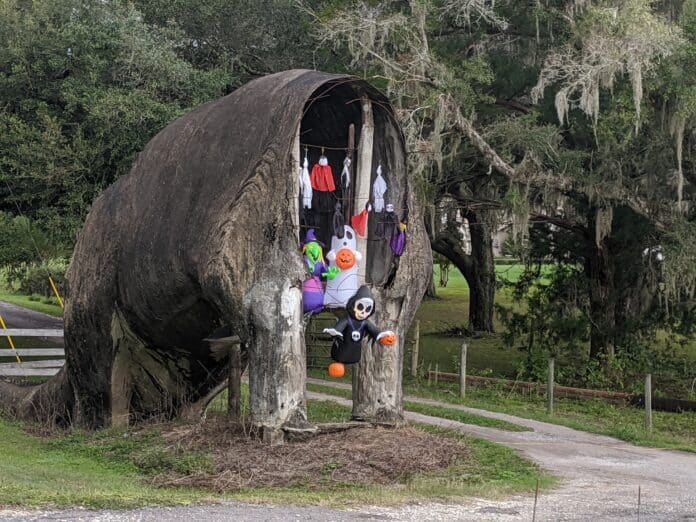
[154,417,470,491]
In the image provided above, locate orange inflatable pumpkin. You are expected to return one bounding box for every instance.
[335,248,356,270]
[328,362,345,378]
[379,332,397,346]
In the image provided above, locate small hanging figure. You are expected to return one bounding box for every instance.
[299,152,312,209]
[323,225,362,308]
[372,164,388,213]
[310,153,336,213]
[323,286,397,377]
[302,229,340,314]
[376,202,399,239]
[350,202,371,239]
[391,222,407,257]
[310,154,336,192]
[332,202,345,239]
[341,155,351,190]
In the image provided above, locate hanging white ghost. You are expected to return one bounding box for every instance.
[323,225,363,308]
[373,164,387,212]
[299,153,312,209]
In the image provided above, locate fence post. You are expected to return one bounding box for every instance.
[547,357,555,415]
[644,374,652,432]
[0,315,21,363]
[459,342,467,398]
[410,319,420,378]
[434,364,439,385]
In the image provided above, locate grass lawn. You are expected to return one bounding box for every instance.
[0,416,211,509]
[307,382,529,432]
[0,289,63,318]
[413,265,526,377]
[0,392,553,509]
[402,380,696,453]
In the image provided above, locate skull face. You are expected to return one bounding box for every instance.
[353,297,374,320]
[351,330,361,341]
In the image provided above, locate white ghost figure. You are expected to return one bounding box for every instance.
[323,225,363,308]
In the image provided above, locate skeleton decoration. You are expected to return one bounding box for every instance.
[323,286,396,370]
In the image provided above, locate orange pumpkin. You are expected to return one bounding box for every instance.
[379,332,397,346]
[328,362,345,378]
[335,248,356,270]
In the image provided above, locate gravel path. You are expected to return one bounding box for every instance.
[307,379,696,521]
[1,306,694,520]
[0,301,63,346]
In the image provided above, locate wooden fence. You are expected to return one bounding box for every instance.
[0,328,65,376]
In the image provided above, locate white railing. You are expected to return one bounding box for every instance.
[0,329,64,377]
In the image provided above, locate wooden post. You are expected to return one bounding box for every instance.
[228,341,242,420]
[347,124,356,219]
[434,364,439,385]
[410,319,420,378]
[459,342,467,398]
[291,122,301,242]
[354,96,373,285]
[644,374,652,432]
[427,363,432,385]
[547,357,555,415]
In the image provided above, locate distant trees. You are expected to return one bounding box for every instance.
[1,0,693,375]
[0,0,235,250]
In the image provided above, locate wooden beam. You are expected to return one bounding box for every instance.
[0,349,65,356]
[291,121,301,242]
[0,329,63,337]
[0,368,59,376]
[0,360,65,369]
[354,96,374,284]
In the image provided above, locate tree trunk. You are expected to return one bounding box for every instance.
[352,194,431,423]
[431,216,495,333]
[587,238,616,359]
[425,268,437,298]
[467,216,495,333]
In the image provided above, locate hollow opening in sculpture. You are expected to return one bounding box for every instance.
[297,81,406,293]
[297,80,409,372]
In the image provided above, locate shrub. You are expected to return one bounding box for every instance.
[14,259,68,298]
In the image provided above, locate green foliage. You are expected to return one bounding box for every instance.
[11,258,68,297]
[0,0,235,248]
[497,264,589,379]
[0,213,39,268]
[497,258,696,396]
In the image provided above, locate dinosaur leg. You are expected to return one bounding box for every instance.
[245,278,314,442]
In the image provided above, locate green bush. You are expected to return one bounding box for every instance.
[14,259,68,298]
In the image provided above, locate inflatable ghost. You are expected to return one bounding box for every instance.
[323,225,362,308]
